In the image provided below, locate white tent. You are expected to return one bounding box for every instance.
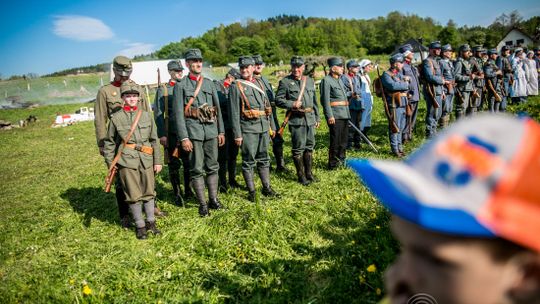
[109,59,188,86]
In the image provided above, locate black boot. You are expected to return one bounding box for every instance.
[293,154,310,186]
[218,163,228,193]
[274,145,288,173]
[136,227,147,240]
[242,169,256,202]
[206,174,222,210]
[183,162,194,199]
[258,166,279,197]
[170,172,184,207]
[145,221,161,235]
[191,177,209,217]
[303,151,317,183]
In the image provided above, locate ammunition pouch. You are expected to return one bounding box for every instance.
[185,104,217,123]
[291,107,313,117]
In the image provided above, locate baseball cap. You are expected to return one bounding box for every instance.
[348,114,540,252]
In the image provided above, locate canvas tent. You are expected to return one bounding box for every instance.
[109,59,188,86]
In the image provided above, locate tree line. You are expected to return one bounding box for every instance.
[154,11,539,66]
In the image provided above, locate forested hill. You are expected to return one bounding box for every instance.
[154,12,539,65]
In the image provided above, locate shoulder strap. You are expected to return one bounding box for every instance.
[297,76,307,103]
[184,77,204,112]
[109,110,143,169]
[161,84,169,120]
[347,75,355,95]
[236,81,251,112]
[237,79,267,96]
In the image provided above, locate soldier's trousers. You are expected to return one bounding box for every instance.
[454,91,471,120]
[290,124,315,158]
[403,101,419,141]
[439,92,454,128]
[241,132,271,171]
[389,106,406,153]
[218,128,239,183]
[189,138,219,179]
[487,92,504,113]
[328,119,348,169]
[466,88,482,116]
[424,92,443,139]
[167,133,190,187]
[271,105,284,157]
[361,96,373,130]
[115,181,129,219]
[118,164,156,203]
[348,109,362,147]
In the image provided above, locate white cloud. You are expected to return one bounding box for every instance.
[53,15,114,41]
[118,43,155,57]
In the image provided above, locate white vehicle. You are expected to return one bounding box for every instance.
[52,107,94,127]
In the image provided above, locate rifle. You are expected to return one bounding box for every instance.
[105,110,143,192]
[375,62,399,134]
[157,68,170,165]
[277,76,307,136]
[487,78,502,102]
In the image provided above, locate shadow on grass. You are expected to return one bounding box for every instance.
[61,187,119,227]
[200,207,398,303]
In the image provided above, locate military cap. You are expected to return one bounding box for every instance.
[472,45,485,53]
[113,56,132,77]
[501,45,510,52]
[238,56,255,68]
[429,41,442,49]
[120,81,140,96]
[327,57,344,67]
[399,44,413,56]
[390,53,404,64]
[441,44,453,52]
[514,47,524,54]
[252,54,264,65]
[227,68,241,79]
[487,48,498,55]
[167,60,183,71]
[346,60,360,69]
[184,48,202,60]
[459,44,471,53]
[290,56,305,66]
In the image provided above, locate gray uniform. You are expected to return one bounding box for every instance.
[454,57,474,119]
[483,59,505,112]
[422,56,444,138]
[439,58,455,126]
[340,73,363,149]
[381,69,409,154]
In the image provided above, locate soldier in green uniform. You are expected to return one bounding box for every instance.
[252,54,288,173]
[103,82,162,239]
[320,57,350,170]
[275,56,320,185]
[154,60,193,207]
[173,49,225,217]
[483,48,505,112]
[469,46,486,114]
[229,56,279,202]
[454,44,475,120]
[95,56,152,227]
[214,68,241,192]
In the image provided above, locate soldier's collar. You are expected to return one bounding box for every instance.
[112,80,122,87]
[188,73,201,81]
[123,105,138,112]
[348,72,355,77]
[169,80,176,86]
[223,80,231,88]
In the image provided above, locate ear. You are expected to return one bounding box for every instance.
[507,252,540,303]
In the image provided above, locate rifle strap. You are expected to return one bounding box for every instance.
[347,74,355,96]
[109,109,143,170]
[236,81,251,113]
[184,76,204,113]
[161,84,169,121]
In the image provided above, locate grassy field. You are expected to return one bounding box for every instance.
[0,69,537,303]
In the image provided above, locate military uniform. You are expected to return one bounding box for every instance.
[483,49,505,112]
[340,60,363,150]
[399,44,420,141]
[94,56,150,226]
[103,82,162,239]
[439,44,455,128]
[469,46,486,115]
[173,49,225,216]
[275,56,320,185]
[229,56,278,202]
[154,60,191,206]
[253,55,287,173]
[454,44,474,120]
[382,53,409,156]
[422,42,444,139]
[214,68,241,191]
[496,45,512,112]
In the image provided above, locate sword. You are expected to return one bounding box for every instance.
[348,120,378,153]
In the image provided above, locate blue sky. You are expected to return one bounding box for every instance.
[0,0,538,77]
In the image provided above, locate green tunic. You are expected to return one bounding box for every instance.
[319,75,350,120]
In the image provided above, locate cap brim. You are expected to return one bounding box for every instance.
[347,159,496,237]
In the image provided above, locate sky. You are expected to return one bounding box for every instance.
[0,0,538,78]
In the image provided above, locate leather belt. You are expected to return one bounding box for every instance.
[125,143,153,155]
[330,101,349,106]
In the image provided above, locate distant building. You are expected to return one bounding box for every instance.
[496,27,538,51]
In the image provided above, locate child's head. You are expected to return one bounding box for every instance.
[120,82,140,107]
[349,114,540,304]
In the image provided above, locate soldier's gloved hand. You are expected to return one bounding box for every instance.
[181,139,193,152]
[327,117,335,125]
[154,165,163,173]
[159,136,168,147]
[218,134,225,147]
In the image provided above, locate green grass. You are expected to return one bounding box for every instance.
[1,72,538,303]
